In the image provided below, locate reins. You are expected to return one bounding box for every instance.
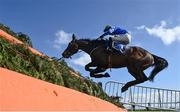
[108,54,112,71]
[89,46,99,56]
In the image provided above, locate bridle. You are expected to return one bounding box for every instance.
[89,46,99,56]
[60,41,79,60]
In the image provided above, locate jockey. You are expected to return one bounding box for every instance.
[99,25,131,53]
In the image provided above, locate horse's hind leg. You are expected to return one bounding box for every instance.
[121,67,148,92]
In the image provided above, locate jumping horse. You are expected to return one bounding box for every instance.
[62,34,168,92]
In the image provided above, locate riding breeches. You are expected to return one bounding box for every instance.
[111,33,131,45]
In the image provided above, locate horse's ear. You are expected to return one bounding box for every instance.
[72,34,76,40]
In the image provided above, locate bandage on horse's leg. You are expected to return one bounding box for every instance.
[90,67,110,78]
[85,62,96,72]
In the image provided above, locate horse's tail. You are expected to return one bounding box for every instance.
[149,54,168,82]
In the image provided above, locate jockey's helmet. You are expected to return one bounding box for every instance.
[104,25,111,32]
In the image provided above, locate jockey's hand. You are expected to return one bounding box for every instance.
[97,36,103,40]
[99,36,103,39]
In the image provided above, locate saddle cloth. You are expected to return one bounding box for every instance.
[112,41,127,53]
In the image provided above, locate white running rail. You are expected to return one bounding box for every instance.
[104,81,180,111]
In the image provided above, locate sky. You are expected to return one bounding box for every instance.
[1,0,180,91]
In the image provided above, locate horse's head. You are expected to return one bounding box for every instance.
[62,34,79,58]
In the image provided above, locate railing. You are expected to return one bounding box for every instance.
[104,81,180,111]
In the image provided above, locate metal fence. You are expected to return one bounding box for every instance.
[104,81,180,111]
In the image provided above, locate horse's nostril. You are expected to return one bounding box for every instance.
[62,52,69,58]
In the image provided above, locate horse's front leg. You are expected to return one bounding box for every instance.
[85,62,96,72]
[85,62,110,78]
[90,67,110,78]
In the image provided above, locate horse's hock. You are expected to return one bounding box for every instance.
[0,67,127,111]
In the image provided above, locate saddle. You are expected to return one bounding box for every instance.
[105,40,129,55]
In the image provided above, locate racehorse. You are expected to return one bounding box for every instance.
[62,34,168,92]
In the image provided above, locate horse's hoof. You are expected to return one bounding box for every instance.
[104,73,110,77]
[121,86,128,93]
[148,77,154,82]
[90,73,95,77]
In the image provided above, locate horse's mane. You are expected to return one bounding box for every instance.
[79,38,106,46]
[79,38,92,42]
